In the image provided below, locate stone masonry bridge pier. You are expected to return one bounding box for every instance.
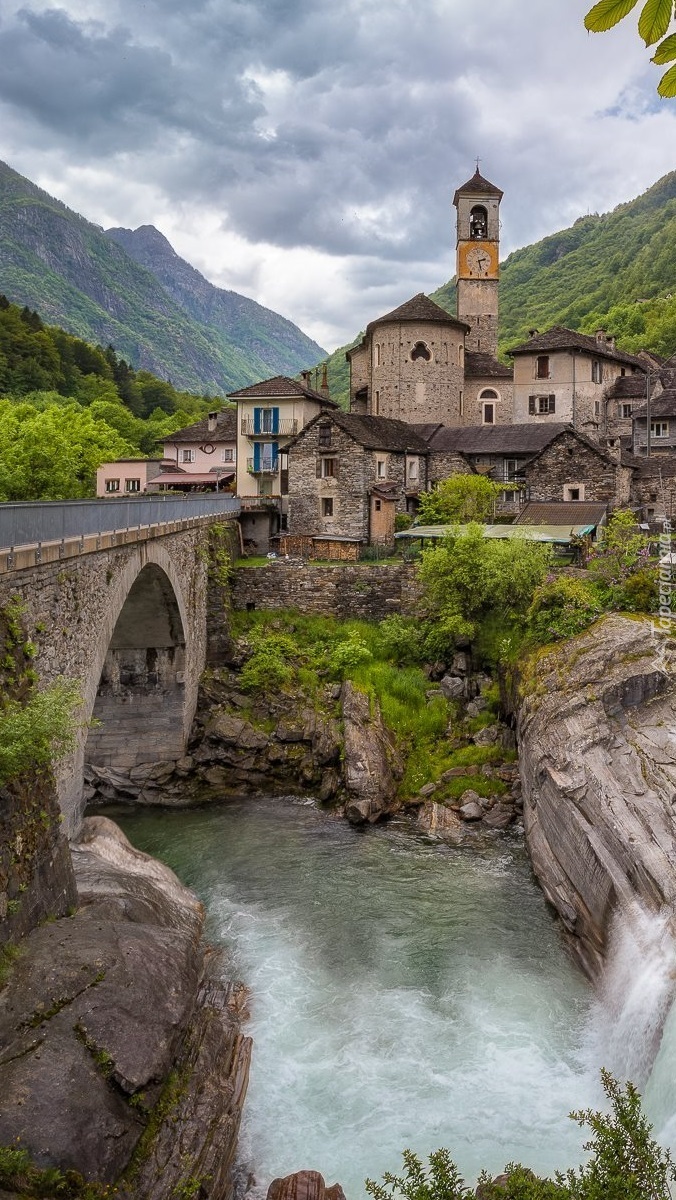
[0,496,239,836]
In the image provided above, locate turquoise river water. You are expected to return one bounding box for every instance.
[116,795,675,1196]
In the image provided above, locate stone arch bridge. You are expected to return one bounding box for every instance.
[0,497,239,836]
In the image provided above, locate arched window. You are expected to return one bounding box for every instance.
[469,206,488,239]
[479,387,499,401]
[410,342,431,362]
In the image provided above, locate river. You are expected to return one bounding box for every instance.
[115,795,663,1195]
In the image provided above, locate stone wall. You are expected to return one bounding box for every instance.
[524,436,630,505]
[230,561,421,620]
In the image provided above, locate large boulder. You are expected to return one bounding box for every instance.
[267,1172,346,1200]
[342,681,403,823]
[0,817,251,1198]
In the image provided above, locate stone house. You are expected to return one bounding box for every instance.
[285,411,430,553]
[409,422,631,513]
[509,326,645,439]
[629,453,676,523]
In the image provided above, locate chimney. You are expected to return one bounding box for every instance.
[528,329,539,338]
[207,410,218,433]
[320,362,330,399]
[606,335,616,350]
[595,328,606,343]
[606,437,622,464]
[301,370,312,385]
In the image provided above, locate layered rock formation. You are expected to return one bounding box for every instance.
[517,614,676,978]
[0,817,251,1199]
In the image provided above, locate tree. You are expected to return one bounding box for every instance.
[584,0,676,97]
[416,475,503,526]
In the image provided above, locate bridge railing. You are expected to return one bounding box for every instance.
[0,494,241,552]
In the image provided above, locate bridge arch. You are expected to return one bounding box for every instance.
[58,541,204,834]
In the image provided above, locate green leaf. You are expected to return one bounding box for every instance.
[652,30,676,59]
[638,0,674,44]
[658,59,676,91]
[584,0,640,33]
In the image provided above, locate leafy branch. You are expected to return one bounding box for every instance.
[584,0,676,96]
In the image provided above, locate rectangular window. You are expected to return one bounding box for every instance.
[592,360,603,384]
[564,484,585,501]
[622,404,632,419]
[482,402,495,425]
[407,458,419,481]
[125,478,141,492]
[529,394,556,416]
[321,457,338,478]
[221,448,235,462]
[595,400,600,417]
[376,458,386,479]
[253,407,279,435]
[374,391,380,415]
[504,459,520,482]
[536,355,550,380]
[105,479,120,493]
[318,422,332,450]
[180,448,195,463]
[651,422,669,438]
[322,497,334,517]
[459,390,464,418]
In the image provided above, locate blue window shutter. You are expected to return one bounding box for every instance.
[254,407,262,434]
[272,407,280,434]
[253,442,261,470]
[272,442,279,469]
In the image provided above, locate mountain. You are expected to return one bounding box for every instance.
[0,160,325,395]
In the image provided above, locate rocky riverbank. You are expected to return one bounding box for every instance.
[84,647,522,834]
[0,816,251,1200]
[518,613,676,979]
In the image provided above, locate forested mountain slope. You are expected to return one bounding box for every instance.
[0,161,325,395]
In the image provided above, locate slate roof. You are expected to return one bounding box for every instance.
[453,168,504,205]
[366,294,469,335]
[606,375,648,400]
[508,326,645,369]
[227,375,337,406]
[633,389,676,419]
[412,422,570,456]
[464,351,513,380]
[164,408,237,445]
[292,412,430,454]
[515,500,608,528]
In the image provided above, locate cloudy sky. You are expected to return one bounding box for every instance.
[0,0,675,352]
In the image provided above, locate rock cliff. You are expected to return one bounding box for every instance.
[0,817,251,1199]
[517,614,676,978]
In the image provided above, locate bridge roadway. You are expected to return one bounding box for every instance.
[0,496,240,835]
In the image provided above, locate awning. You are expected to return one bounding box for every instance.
[395,523,595,545]
[153,472,235,485]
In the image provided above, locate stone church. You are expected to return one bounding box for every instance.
[347,168,513,428]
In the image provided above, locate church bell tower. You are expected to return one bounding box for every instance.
[454,167,503,358]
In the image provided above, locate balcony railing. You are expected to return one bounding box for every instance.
[247,457,279,475]
[241,419,298,437]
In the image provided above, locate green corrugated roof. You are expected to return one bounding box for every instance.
[395,523,594,544]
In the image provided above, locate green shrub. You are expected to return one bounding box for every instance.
[365,1073,676,1200]
[378,616,425,665]
[0,678,82,785]
[526,577,603,644]
[238,637,294,693]
[615,566,659,613]
[329,635,373,677]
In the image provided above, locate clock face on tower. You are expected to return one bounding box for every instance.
[458,240,498,279]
